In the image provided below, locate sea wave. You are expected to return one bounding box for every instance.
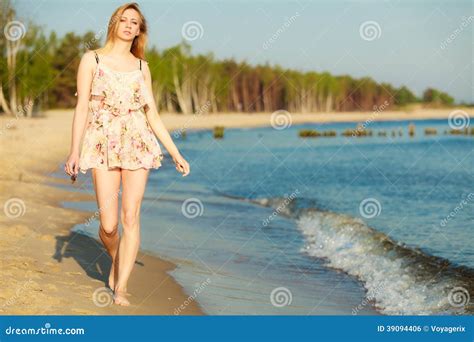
[240,195,474,315]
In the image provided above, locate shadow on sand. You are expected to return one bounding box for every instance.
[53,231,111,286]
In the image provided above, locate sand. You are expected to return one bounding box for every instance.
[0,107,471,315]
[0,110,204,315]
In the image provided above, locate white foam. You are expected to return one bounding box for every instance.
[296,210,463,315]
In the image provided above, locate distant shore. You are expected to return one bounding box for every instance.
[0,107,471,315]
[156,107,473,132]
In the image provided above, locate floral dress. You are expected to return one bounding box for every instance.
[78,53,164,174]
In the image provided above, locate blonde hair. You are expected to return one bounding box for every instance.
[98,2,148,59]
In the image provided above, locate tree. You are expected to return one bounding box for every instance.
[395,85,417,105]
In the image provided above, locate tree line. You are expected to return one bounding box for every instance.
[0,2,459,117]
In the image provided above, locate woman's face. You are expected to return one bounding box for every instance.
[116,8,141,41]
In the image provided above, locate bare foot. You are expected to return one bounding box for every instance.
[113,287,130,306]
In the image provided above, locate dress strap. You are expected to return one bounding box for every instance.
[139,59,142,70]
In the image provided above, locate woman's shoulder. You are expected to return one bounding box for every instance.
[82,49,99,62]
[139,56,149,65]
[138,57,150,74]
[77,50,99,72]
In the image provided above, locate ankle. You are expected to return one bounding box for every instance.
[114,284,127,293]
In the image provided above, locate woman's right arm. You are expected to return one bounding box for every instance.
[65,51,95,176]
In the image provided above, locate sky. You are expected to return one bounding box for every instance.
[15,0,473,103]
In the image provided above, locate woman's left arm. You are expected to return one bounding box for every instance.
[142,61,190,176]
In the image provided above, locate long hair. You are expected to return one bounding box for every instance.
[98,2,148,59]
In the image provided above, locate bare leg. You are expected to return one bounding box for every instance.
[114,168,149,306]
[91,168,121,290]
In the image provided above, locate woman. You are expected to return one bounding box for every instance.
[64,2,190,306]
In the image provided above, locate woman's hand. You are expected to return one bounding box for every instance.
[172,153,190,177]
[64,152,79,180]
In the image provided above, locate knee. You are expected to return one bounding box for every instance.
[121,209,139,230]
[100,222,118,235]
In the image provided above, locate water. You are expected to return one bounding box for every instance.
[60,118,473,315]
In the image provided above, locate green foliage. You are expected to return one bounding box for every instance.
[422,88,454,106]
[395,85,418,105]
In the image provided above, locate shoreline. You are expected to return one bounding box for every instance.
[0,107,471,315]
[158,107,473,132]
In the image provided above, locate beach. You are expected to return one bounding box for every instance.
[0,109,205,315]
[0,107,472,315]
